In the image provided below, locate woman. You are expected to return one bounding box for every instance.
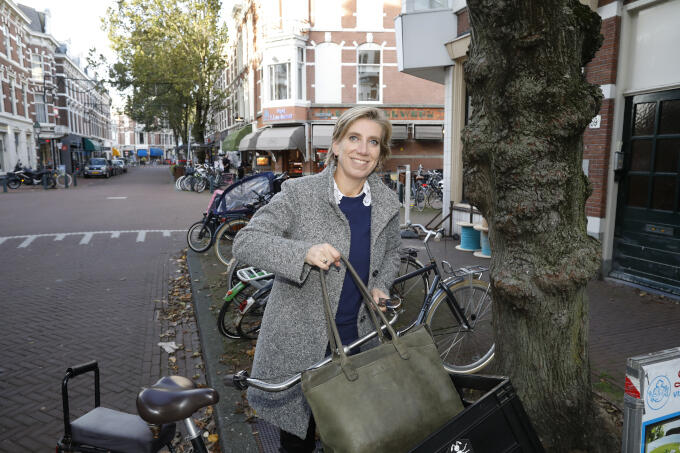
[232,106,401,452]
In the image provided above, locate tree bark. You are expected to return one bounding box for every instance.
[462,1,616,450]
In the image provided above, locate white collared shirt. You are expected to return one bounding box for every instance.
[333,179,372,206]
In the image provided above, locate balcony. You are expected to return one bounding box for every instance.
[394,8,457,84]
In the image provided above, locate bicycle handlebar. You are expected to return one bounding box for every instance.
[224,309,400,392]
[401,223,444,241]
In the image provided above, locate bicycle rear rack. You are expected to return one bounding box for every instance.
[236,266,274,282]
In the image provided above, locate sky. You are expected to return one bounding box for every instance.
[17,0,123,106]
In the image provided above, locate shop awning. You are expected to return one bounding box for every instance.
[137,149,148,157]
[312,125,333,149]
[112,147,121,157]
[255,126,306,151]
[391,124,409,141]
[239,130,262,151]
[149,148,163,157]
[83,138,101,152]
[414,124,443,141]
[222,124,252,151]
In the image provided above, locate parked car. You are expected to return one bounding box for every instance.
[112,159,127,174]
[83,158,111,178]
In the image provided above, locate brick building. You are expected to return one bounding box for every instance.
[0,0,34,173]
[210,0,446,177]
[398,0,680,294]
[113,112,174,162]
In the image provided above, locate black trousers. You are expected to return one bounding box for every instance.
[279,416,316,453]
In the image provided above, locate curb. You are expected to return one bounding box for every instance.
[186,250,258,453]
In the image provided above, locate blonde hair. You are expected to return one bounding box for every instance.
[324,106,392,169]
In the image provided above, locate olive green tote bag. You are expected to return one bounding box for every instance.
[301,256,464,453]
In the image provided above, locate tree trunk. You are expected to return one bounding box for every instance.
[462,1,617,450]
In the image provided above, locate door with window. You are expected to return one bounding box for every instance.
[612,89,680,292]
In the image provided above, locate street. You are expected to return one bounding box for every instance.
[0,166,207,451]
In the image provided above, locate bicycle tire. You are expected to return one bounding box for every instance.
[214,218,249,266]
[236,289,269,339]
[181,176,192,191]
[425,278,494,374]
[391,256,429,332]
[55,173,72,188]
[194,178,207,193]
[217,283,256,339]
[175,176,185,191]
[414,187,425,212]
[186,221,215,253]
[47,175,57,188]
[426,189,443,210]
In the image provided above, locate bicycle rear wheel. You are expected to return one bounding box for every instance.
[425,278,494,374]
[186,221,214,253]
[390,256,428,332]
[194,177,207,193]
[414,187,425,212]
[426,189,443,210]
[217,284,254,339]
[237,290,269,339]
[214,218,249,266]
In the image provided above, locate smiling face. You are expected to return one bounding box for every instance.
[332,118,383,193]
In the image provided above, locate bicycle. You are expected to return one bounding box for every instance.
[391,223,494,374]
[217,265,273,339]
[56,361,218,453]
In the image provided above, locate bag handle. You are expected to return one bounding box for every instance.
[318,255,410,382]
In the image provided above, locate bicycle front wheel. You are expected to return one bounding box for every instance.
[55,173,72,188]
[425,278,494,374]
[186,221,214,253]
[214,218,249,266]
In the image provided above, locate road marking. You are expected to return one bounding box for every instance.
[107,196,128,199]
[18,236,36,248]
[0,230,186,248]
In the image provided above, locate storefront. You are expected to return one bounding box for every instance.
[239,125,306,176]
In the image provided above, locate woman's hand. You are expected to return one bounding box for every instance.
[371,288,389,312]
[305,243,341,270]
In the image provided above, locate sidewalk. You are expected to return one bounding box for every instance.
[187,207,680,452]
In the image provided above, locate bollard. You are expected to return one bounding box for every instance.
[42,173,48,190]
[2,177,7,193]
[72,172,77,187]
[65,172,69,189]
[209,177,214,194]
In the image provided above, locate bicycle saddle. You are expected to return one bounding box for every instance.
[136,376,219,424]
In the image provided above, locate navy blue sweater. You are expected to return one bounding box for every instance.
[335,194,371,345]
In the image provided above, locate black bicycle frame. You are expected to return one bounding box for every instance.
[392,261,472,334]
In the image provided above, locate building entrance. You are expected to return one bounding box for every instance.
[612,88,680,293]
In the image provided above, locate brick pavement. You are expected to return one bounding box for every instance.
[0,167,211,452]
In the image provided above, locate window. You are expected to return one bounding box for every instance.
[3,25,10,57]
[297,48,305,100]
[315,43,341,103]
[139,132,144,144]
[314,0,341,29]
[0,134,5,172]
[357,44,381,102]
[22,84,28,118]
[356,0,383,30]
[10,79,17,115]
[403,0,450,12]
[17,35,23,66]
[269,63,290,101]
[32,54,43,81]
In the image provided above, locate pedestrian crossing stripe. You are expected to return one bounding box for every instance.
[0,230,186,248]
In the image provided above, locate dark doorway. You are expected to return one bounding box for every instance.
[612,88,680,293]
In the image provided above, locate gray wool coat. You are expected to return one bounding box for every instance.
[232,164,402,438]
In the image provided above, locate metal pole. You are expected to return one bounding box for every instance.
[404,164,411,226]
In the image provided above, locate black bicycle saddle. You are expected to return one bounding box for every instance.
[136,376,219,425]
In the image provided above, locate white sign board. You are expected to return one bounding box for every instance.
[589,115,601,129]
[641,358,680,452]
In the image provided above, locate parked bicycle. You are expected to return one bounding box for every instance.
[56,361,217,453]
[217,265,273,339]
[391,223,494,374]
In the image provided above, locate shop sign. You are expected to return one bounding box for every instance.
[311,107,444,121]
[263,108,294,122]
